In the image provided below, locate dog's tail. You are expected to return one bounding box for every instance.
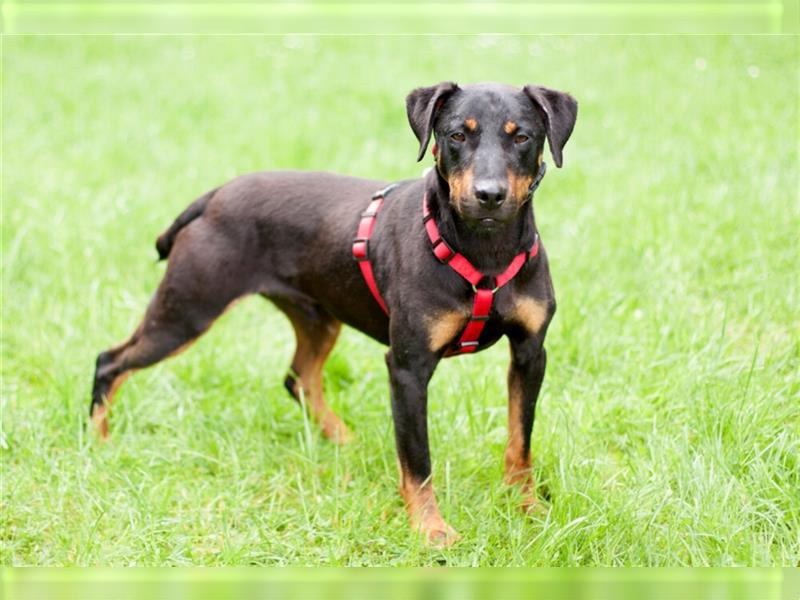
[155,188,217,261]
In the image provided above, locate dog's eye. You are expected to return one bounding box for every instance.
[514,134,530,145]
[450,132,466,143]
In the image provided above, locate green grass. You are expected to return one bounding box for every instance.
[2,35,798,566]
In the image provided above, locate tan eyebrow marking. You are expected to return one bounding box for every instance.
[464,118,477,131]
[504,121,518,134]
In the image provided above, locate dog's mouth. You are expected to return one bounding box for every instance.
[474,216,508,232]
[451,196,515,230]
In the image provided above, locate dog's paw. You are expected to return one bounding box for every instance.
[420,519,461,548]
[321,415,353,445]
[514,481,550,518]
[518,488,535,510]
[504,472,542,513]
[411,511,461,548]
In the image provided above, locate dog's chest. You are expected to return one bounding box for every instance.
[424,287,547,354]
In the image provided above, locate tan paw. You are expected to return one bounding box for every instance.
[321,415,353,445]
[519,487,539,513]
[505,472,538,512]
[90,405,110,440]
[417,516,461,548]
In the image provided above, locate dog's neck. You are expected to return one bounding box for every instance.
[423,169,539,274]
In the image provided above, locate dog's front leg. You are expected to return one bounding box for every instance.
[385,322,459,547]
[505,330,547,510]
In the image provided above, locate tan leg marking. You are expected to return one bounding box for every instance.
[399,466,460,547]
[91,371,132,439]
[504,120,518,134]
[511,297,549,335]
[505,364,535,510]
[288,319,352,444]
[425,310,469,353]
[90,404,110,439]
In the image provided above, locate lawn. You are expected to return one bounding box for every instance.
[2,34,798,566]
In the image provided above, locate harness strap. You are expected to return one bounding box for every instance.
[352,165,544,357]
[423,194,540,355]
[450,288,494,354]
[352,184,400,314]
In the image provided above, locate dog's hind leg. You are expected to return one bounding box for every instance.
[91,221,250,438]
[271,298,351,444]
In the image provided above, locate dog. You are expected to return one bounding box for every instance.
[91,81,577,546]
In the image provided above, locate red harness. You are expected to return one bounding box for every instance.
[352,184,541,356]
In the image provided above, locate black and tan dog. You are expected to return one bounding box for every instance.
[91,81,577,546]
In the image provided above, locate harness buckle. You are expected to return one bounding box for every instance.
[431,237,455,263]
[352,238,370,261]
[456,341,480,349]
[372,182,399,200]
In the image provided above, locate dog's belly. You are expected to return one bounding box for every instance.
[313,287,392,345]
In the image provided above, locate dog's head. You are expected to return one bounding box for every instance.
[406,82,577,230]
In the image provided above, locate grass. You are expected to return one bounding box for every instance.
[1,34,798,566]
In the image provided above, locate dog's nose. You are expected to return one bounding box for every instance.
[474,181,507,210]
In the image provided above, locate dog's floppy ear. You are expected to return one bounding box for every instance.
[523,85,578,168]
[406,81,459,162]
